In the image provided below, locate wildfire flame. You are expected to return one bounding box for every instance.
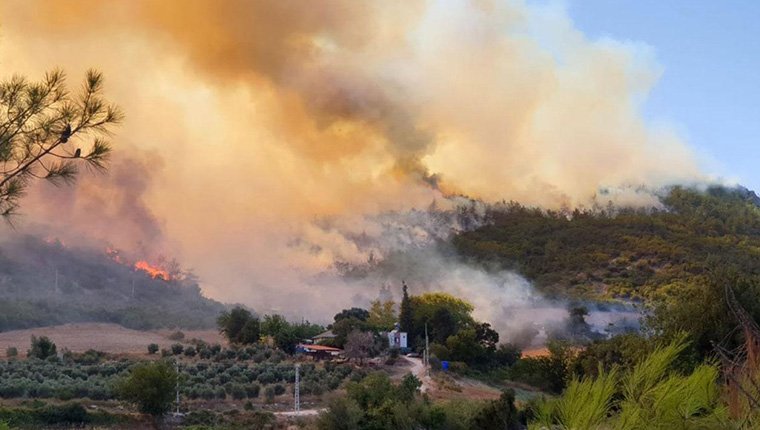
[105,246,124,264]
[104,246,176,281]
[134,260,172,281]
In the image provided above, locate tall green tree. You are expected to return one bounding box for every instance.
[28,335,56,360]
[0,69,122,217]
[367,299,396,331]
[217,307,259,344]
[399,282,414,335]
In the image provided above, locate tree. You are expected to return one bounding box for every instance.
[399,282,414,335]
[331,317,370,348]
[410,292,475,347]
[471,389,520,430]
[430,307,457,343]
[317,397,363,430]
[117,360,177,416]
[333,307,370,323]
[5,347,17,358]
[367,299,396,331]
[398,373,421,402]
[28,335,57,360]
[260,314,288,337]
[475,322,499,352]
[147,343,159,355]
[0,69,122,217]
[217,307,259,344]
[344,330,375,364]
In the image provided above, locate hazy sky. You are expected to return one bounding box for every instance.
[566,0,760,191]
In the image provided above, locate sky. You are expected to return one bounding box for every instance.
[0,0,755,317]
[566,0,760,191]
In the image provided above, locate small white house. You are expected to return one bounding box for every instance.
[388,329,407,349]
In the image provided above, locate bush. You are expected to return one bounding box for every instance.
[168,331,185,341]
[230,384,246,400]
[184,346,197,357]
[116,361,177,416]
[273,384,286,396]
[5,347,17,358]
[264,386,276,403]
[39,403,89,425]
[245,383,260,398]
[171,344,184,355]
[317,397,363,430]
[147,344,159,355]
[28,336,57,360]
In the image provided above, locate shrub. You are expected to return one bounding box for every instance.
[230,384,246,400]
[5,347,17,358]
[184,346,197,357]
[273,384,286,396]
[264,386,276,403]
[171,344,184,355]
[168,331,185,341]
[28,336,57,360]
[116,361,177,416]
[245,383,260,398]
[147,344,159,355]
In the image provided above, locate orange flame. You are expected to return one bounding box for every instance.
[134,260,172,281]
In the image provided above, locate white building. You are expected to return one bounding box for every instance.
[388,328,408,349]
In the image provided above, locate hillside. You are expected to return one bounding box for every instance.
[453,185,760,301]
[0,235,227,331]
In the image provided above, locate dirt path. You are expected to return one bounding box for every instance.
[275,408,324,417]
[401,355,432,393]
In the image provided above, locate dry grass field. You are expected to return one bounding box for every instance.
[0,323,224,357]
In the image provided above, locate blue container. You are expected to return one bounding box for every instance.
[441,361,449,371]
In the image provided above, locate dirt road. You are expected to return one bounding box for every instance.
[401,355,431,393]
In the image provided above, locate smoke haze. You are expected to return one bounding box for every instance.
[0,1,703,329]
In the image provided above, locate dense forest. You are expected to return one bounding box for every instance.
[454,185,760,302]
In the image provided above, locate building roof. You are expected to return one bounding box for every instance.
[298,344,342,352]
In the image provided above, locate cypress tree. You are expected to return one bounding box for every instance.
[399,282,414,343]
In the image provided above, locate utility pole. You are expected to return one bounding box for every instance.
[294,363,300,413]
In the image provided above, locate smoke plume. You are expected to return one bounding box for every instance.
[0,1,703,328]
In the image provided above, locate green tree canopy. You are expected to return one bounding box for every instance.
[116,360,177,416]
[28,335,57,360]
[217,307,260,344]
[367,299,396,331]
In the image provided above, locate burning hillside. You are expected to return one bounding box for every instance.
[105,246,179,282]
[133,260,172,281]
[0,233,226,331]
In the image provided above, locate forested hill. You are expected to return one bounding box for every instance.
[453,185,760,300]
[0,235,227,331]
